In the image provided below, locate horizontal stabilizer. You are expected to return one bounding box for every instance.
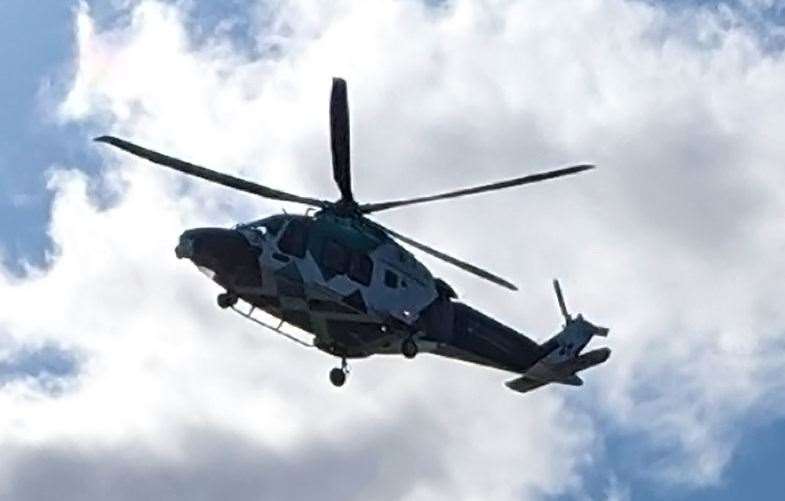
[572,347,611,372]
[504,348,609,394]
[505,375,548,394]
[504,373,584,394]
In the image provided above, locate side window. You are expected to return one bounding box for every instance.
[322,239,350,274]
[278,220,309,258]
[384,269,399,288]
[263,217,285,236]
[348,252,373,286]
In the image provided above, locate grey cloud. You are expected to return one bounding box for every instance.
[601,104,766,256]
[1,407,446,501]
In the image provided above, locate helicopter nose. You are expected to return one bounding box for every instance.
[175,228,262,287]
[175,235,194,259]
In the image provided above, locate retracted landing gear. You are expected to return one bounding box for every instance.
[217,292,238,309]
[330,359,349,387]
[402,337,418,359]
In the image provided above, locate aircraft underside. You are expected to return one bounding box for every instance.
[227,272,549,375]
[216,271,610,391]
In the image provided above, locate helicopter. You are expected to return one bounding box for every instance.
[95,77,610,392]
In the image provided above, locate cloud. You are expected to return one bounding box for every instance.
[2,0,785,499]
[1,416,444,501]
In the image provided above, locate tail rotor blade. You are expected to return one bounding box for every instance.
[330,77,352,203]
[553,279,571,322]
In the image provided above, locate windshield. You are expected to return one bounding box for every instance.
[240,215,287,237]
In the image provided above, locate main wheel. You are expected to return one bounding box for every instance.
[217,292,238,309]
[329,367,347,387]
[402,338,418,359]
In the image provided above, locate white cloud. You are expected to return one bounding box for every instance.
[2,0,785,499]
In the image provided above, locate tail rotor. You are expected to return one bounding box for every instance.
[553,279,571,324]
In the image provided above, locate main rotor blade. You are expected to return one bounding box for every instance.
[94,136,327,208]
[359,164,595,214]
[330,77,352,203]
[553,279,571,322]
[369,220,518,291]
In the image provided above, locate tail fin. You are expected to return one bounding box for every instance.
[506,280,610,394]
[540,280,609,364]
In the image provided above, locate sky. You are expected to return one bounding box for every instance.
[1,0,785,500]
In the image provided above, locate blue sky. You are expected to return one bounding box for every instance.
[578,421,785,500]
[0,0,76,269]
[0,0,252,271]
[2,1,785,500]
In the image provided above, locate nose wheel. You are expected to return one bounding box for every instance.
[402,337,418,359]
[330,359,349,387]
[217,292,238,309]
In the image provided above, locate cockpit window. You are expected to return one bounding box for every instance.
[260,216,286,236]
[243,215,287,237]
[348,252,373,286]
[278,219,310,258]
[322,239,350,274]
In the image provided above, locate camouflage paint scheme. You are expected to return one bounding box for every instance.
[235,212,439,359]
[176,210,610,393]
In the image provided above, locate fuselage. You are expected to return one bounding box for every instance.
[173,213,608,383]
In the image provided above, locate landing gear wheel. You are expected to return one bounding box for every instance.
[329,367,347,387]
[217,292,238,309]
[402,338,418,359]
